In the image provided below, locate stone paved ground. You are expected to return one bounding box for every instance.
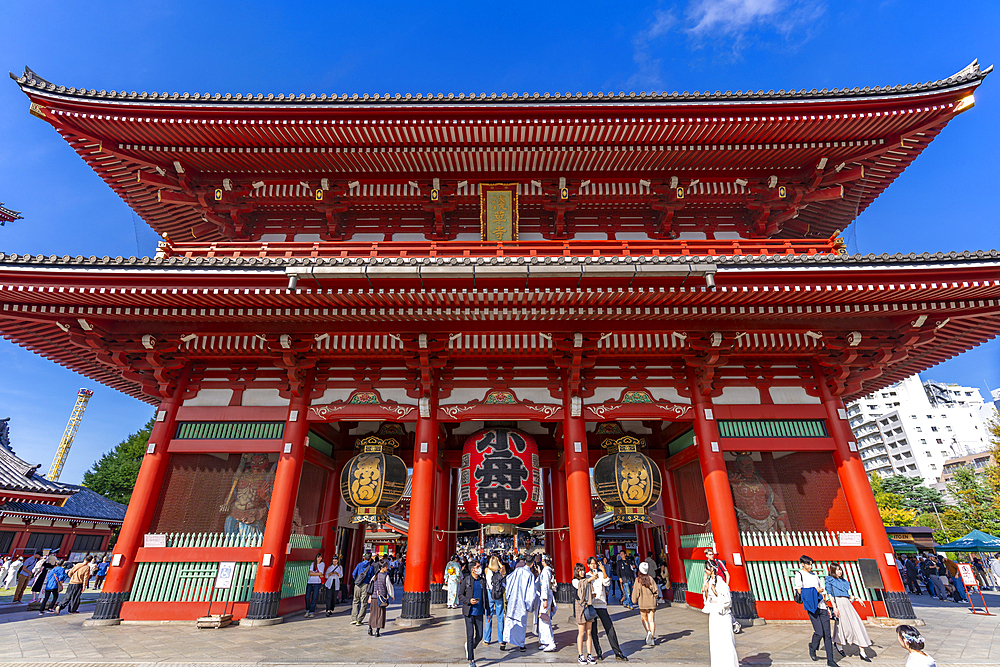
[0,589,997,666]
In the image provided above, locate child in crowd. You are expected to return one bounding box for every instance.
[897,625,935,667]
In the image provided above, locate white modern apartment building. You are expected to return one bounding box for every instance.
[846,374,997,487]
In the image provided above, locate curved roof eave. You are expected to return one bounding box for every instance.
[10,61,991,111]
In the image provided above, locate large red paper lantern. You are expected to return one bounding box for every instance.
[460,427,539,527]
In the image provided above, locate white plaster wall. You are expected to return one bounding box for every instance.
[586,387,629,403]
[259,234,287,242]
[293,233,322,242]
[648,387,690,404]
[713,387,761,405]
[512,387,557,404]
[242,388,290,407]
[769,387,821,405]
[311,388,354,405]
[440,387,487,406]
[183,388,234,407]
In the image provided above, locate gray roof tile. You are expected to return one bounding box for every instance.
[11,61,991,108]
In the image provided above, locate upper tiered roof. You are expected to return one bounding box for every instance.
[0,203,22,225]
[11,62,989,245]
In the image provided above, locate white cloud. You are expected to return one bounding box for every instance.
[629,9,678,88]
[686,0,824,38]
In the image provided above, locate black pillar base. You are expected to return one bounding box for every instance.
[430,583,447,605]
[731,589,759,620]
[401,590,431,619]
[556,581,576,604]
[91,591,128,620]
[671,582,688,604]
[246,591,281,620]
[884,591,917,619]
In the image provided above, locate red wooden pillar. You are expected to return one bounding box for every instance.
[814,366,914,619]
[429,462,451,604]
[448,467,459,559]
[246,369,315,621]
[550,461,575,602]
[636,523,651,560]
[11,525,30,555]
[541,467,554,557]
[658,457,687,602]
[319,460,342,568]
[562,384,596,569]
[400,391,438,624]
[688,370,757,621]
[91,366,190,623]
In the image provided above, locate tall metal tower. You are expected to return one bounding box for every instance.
[46,388,94,481]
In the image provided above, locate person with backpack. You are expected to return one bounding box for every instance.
[793,555,835,667]
[459,560,487,667]
[536,553,557,652]
[483,555,506,648]
[615,551,636,610]
[350,556,376,626]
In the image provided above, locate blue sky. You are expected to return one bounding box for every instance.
[1,0,998,484]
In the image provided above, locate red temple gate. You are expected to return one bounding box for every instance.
[0,62,997,625]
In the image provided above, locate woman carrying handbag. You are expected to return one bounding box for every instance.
[573,562,598,665]
[368,561,393,637]
[632,562,659,646]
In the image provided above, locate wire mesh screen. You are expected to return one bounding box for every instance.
[150,453,278,535]
[673,460,710,535]
[724,451,855,533]
[294,462,326,536]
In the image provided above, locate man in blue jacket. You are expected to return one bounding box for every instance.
[40,559,68,615]
[350,556,376,625]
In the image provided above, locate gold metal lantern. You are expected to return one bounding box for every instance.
[592,434,662,524]
[341,434,408,523]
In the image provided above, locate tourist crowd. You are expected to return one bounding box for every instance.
[0,551,111,614]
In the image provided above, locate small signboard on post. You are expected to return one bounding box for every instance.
[957,562,992,616]
[197,562,237,629]
[215,561,236,590]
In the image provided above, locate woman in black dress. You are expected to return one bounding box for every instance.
[368,561,393,637]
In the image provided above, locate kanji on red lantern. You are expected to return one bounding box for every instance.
[460,427,539,524]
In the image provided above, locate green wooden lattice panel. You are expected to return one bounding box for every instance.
[174,422,284,440]
[717,420,828,438]
[745,560,874,602]
[684,559,707,594]
[131,561,257,602]
[281,561,311,599]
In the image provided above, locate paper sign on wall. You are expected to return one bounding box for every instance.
[143,534,167,548]
[839,532,862,547]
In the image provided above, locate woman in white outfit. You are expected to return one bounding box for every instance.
[4,557,21,590]
[702,561,739,667]
[825,562,872,662]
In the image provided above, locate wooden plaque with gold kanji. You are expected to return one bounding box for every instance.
[479,183,519,241]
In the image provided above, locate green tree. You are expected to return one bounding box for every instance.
[914,508,967,544]
[82,417,154,504]
[869,472,916,526]
[880,474,947,514]
[946,466,1000,536]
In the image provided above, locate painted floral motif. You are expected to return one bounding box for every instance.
[484,390,517,404]
[596,421,624,435]
[348,391,380,404]
[621,390,654,403]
